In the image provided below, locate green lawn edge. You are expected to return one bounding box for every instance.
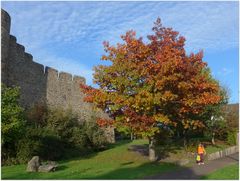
[201,163,239,180]
[1,139,234,180]
[1,140,178,179]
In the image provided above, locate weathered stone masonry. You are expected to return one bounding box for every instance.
[1,9,115,143]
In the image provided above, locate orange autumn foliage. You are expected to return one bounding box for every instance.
[80,18,221,137]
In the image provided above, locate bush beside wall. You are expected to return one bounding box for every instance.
[1,84,109,166]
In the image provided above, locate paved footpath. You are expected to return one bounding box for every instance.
[145,153,239,180]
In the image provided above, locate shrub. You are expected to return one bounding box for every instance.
[46,108,79,140]
[2,157,19,166]
[227,131,237,145]
[39,134,66,160]
[84,121,108,150]
[26,102,48,127]
[16,132,42,164]
[1,84,26,165]
[185,139,199,153]
[1,84,26,145]
[3,102,109,165]
[16,127,66,163]
[46,109,108,151]
[69,127,89,149]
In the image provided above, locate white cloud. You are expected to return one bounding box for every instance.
[218,68,233,76]
[2,1,238,86]
[5,2,238,51]
[33,50,94,85]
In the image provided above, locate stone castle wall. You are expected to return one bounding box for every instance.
[1,9,115,142]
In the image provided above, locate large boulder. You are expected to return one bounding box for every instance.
[26,156,40,172]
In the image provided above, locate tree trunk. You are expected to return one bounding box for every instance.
[131,132,134,141]
[149,137,157,162]
[183,137,187,148]
[211,132,215,145]
[177,131,180,139]
[183,130,188,148]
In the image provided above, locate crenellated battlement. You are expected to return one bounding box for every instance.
[1,9,10,33]
[9,35,16,43]
[3,29,86,85]
[1,8,115,143]
[1,7,87,110]
[1,9,86,86]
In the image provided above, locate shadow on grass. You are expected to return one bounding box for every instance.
[55,165,68,171]
[58,150,98,164]
[69,140,132,158]
[121,161,134,166]
[157,143,183,160]
[128,142,183,160]
[107,139,132,149]
[88,162,199,180]
[2,162,195,180]
[58,140,132,164]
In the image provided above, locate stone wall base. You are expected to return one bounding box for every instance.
[207,146,239,161]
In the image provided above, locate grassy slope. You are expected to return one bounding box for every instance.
[1,139,233,179]
[201,163,239,180]
[156,140,230,163]
[205,143,230,154]
[1,140,177,179]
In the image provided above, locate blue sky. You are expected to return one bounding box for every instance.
[1,1,239,103]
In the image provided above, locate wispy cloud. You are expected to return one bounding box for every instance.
[33,49,94,85]
[218,68,234,76]
[3,2,238,52]
[2,1,239,87]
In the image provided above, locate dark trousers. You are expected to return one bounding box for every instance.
[196,153,204,163]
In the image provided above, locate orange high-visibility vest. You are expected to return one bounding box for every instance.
[198,146,205,154]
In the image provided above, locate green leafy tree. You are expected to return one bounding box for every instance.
[1,84,25,145]
[202,86,228,145]
[1,84,26,164]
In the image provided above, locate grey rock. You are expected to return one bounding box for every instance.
[47,161,58,167]
[38,161,58,172]
[26,156,40,172]
[38,164,56,172]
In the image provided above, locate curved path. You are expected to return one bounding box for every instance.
[145,153,239,180]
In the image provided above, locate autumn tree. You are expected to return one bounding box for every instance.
[80,18,222,161]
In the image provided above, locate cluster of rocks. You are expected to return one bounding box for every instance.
[26,156,58,173]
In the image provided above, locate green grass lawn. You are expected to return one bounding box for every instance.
[156,140,231,164]
[201,163,239,180]
[1,140,178,179]
[1,139,233,179]
[205,143,230,154]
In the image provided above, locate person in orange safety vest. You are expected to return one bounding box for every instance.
[196,143,206,165]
